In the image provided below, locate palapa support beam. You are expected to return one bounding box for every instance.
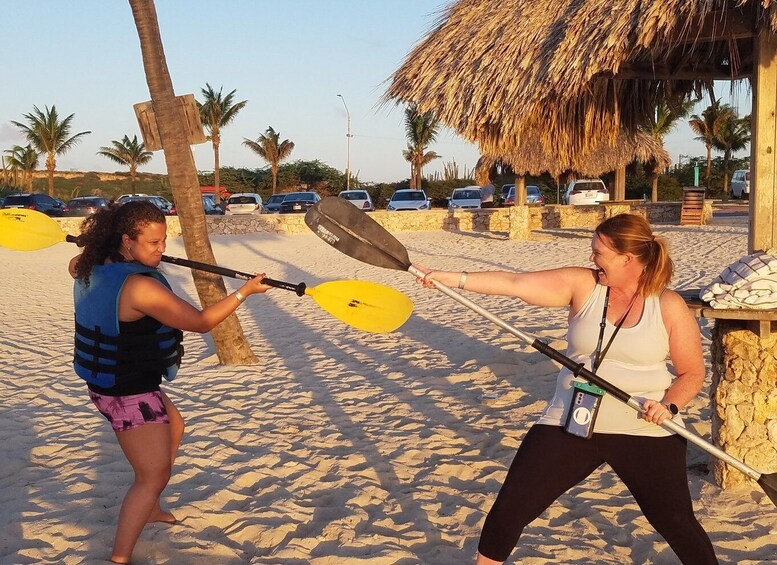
[750,29,777,254]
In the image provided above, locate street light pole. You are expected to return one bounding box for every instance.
[337,94,351,190]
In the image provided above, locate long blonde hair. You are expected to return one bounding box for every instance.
[595,214,672,296]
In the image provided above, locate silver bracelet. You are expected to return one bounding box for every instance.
[458,271,468,290]
[234,290,246,303]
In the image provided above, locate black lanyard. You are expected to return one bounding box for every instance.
[592,287,638,372]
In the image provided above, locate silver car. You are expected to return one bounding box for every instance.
[387,189,431,211]
[338,189,374,211]
[448,187,482,210]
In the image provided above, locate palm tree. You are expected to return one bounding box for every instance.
[641,98,697,201]
[713,110,751,198]
[197,84,247,206]
[688,99,729,190]
[402,104,441,189]
[2,151,19,187]
[129,0,256,365]
[242,127,295,194]
[4,145,39,192]
[11,105,90,196]
[97,135,153,193]
[1,155,9,186]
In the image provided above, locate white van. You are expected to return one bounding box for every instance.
[730,169,750,199]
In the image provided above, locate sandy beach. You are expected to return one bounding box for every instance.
[1,219,776,564]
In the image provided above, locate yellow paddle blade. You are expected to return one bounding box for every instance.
[0,209,67,251]
[307,280,413,333]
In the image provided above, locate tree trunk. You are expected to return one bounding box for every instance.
[412,159,420,189]
[651,174,659,202]
[271,162,278,195]
[130,165,137,193]
[705,144,712,189]
[213,134,221,206]
[129,0,256,365]
[47,154,55,196]
[723,148,732,201]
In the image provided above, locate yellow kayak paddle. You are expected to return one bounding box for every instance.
[0,208,413,333]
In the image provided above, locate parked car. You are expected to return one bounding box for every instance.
[731,169,750,199]
[500,184,513,204]
[563,179,609,205]
[448,187,482,210]
[387,189,431,211]
[202,193,226,214]
[279,191,321,214]
[263,194,286,214]
[1,193,66,216]
[202,195,224,215]
[504,185,545,205]
[63,196,112,216]
[156,196,175,215]
[119,195,175,215]
[116,193,150,203]
[338,189,374,211]
[226,193,263,215]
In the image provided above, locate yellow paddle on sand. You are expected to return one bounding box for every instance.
[0,208,413,333]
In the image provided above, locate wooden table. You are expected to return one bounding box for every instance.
[678,288,777,338]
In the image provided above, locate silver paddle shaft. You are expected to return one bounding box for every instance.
[408,265,762,482]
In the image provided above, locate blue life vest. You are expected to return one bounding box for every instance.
[73,262,183,389]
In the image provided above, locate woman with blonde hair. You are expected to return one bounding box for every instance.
[419,213,717,564]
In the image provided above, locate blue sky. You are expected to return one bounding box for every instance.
[1,1,751,184]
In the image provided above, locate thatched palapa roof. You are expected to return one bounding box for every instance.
[474,131,671,183]
[386,0,773,161]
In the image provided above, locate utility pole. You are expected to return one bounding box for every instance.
[337,94,351,190]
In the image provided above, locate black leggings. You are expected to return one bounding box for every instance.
[478,425,718,564]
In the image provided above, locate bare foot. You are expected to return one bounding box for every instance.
[147,508,177,525]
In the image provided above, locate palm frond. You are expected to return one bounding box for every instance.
[384,0,771,163]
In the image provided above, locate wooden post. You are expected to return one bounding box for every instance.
[750,30,777,253]
[615,165,626,201]
[516,175,527,206]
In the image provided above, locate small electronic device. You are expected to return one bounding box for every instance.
[564,381,606,439]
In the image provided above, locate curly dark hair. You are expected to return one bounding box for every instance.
[74,201,166,284]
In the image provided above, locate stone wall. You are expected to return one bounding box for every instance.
[56,200,710,240]
[711,320,777,489]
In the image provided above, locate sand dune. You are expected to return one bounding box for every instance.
[2,221,775,564]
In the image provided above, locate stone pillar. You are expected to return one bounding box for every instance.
[508,205,530,240]
[604,204,631,218]
[710,320,777,489]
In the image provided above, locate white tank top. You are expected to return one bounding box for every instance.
[536,284,683,436]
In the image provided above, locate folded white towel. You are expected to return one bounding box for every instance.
[700,252,777,309]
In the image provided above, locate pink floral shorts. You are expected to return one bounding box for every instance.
[89,390,170,432]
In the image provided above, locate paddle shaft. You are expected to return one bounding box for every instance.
[407,265,764,483]
[65,234,306,295]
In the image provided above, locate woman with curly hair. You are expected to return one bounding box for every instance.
[69,200,270,564]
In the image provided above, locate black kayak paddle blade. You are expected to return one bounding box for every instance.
[305,197,411,271]
[758,472,777,507]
